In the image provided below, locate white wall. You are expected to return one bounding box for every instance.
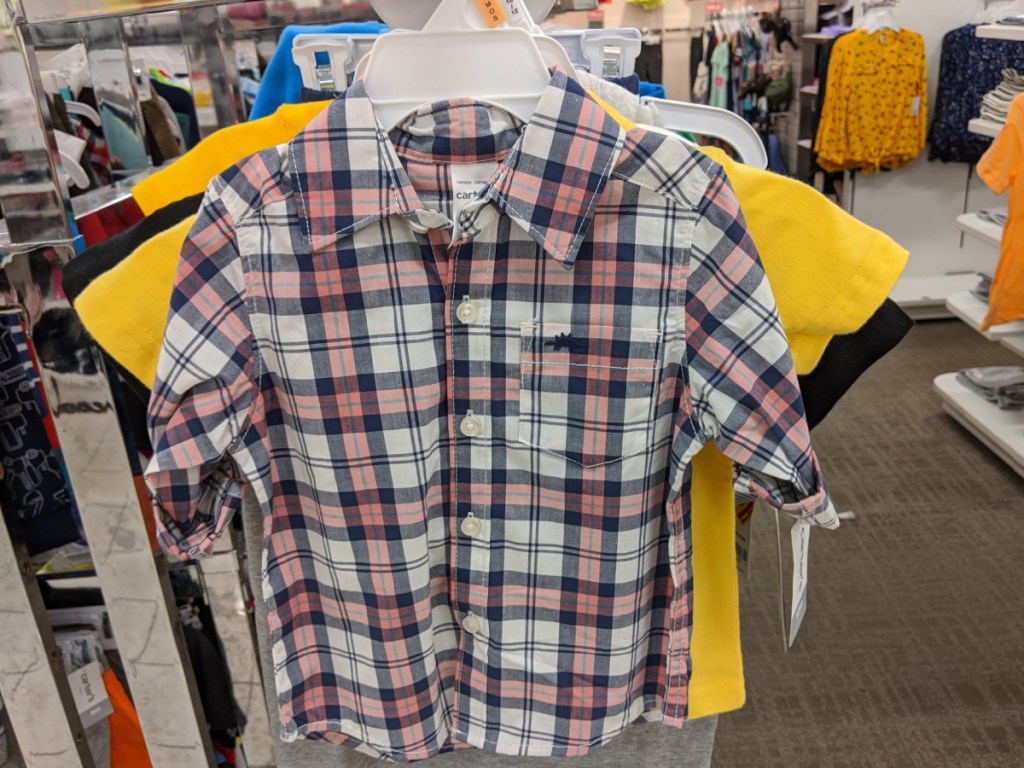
[850,0,1001,283]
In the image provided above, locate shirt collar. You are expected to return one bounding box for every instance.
[288,69,627,269]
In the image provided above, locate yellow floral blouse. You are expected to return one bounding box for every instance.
[815,29,928,173]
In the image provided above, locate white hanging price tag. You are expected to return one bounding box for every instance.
[789,518,811,648]
[500,0,532,28]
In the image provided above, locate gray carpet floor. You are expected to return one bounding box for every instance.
[712,321,1024,768]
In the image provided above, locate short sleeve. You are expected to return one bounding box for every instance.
[144,185,257,559]
[685,166,838,529]
[978,98,1024,195]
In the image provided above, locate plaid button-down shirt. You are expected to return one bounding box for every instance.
[147,71,836,761]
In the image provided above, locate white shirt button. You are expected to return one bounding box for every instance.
[462,613,481,635]
[456,299,478,325]
[460,413,482,437]
[460,516,482,537]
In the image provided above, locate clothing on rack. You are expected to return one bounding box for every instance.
[145,71,838,759]
[634,40,663,84]
[71,81,906,733]
[929,25,1024,164]
[977,92,1024,330]
[152,78,200,150]
[141,96,184,165]
[815,29,928,172]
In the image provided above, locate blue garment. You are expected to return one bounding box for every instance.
[608,74,641,95]
[639,81,666,100]
[929,25,1024,164]
[767,132,788,176]
[249,21,388,120]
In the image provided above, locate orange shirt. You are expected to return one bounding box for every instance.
[978,93,1024,330]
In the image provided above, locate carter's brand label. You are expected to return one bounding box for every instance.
[69,661,113,728]
[450,164,496,240]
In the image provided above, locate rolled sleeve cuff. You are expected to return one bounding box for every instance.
[735,470,840,531]
[151,468,245,560]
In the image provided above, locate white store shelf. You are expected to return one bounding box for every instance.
[976,24,1024,42]
[968,118,1004,138]
[956,212,1004,248]
[946,291,1024,340]
[890,273,978,318]
[797,138,813,150]
[800,84,820,96]
[934,373,1024,480]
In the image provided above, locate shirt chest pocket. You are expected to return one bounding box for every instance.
[517,322,662,468]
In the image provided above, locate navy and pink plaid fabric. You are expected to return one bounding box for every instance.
[146,71,835,761]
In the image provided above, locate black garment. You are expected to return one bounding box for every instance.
[64,193,204,306]
[690,34,705,95]
[635,42,664,85]
[798,299,914,429]
[152,79,201,150]
[64,193,203,408]
[812,34,845,151]
[183,625,240,733]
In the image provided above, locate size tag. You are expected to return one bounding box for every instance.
[788,518,811,648]
[911,96,921,118]
[500,0,527,27]
[474,0,507,28]
[735,501,755,579]
[68,661,114,729]
[450,163,496,240]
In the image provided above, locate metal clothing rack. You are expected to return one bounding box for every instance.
[0,2,274,766]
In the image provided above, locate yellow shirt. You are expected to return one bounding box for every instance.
[133,102,329,215]
[978,94,1024,330]
[815,30,928,173]
[88,98,907,718]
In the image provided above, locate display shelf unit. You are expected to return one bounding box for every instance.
[976,23,1024,42]
[934,373,1024,480]
[890,273,979,319]
[956,212,1004,248]
[968,117,1004,138]
[946,291,1024,340]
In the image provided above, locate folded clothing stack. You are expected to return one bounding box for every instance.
[957,366,1024,409]
[976,208,1009,227]
[980,69,1024,123]
[971,272,994,303]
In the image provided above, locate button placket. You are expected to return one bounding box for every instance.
[450,235,495,660]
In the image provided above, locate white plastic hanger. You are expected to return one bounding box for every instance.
[822,0,855,21]
[53,130,90,189]
[359,0,576,129]
[859,1,900,34]
[63,100,101,127]
[641,97,768,170]
[547,29,642,78]
[292,34,380,91]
